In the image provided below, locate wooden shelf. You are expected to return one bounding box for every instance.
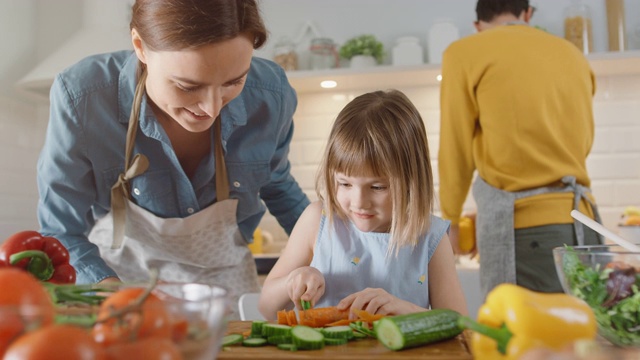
[287,50,640,94]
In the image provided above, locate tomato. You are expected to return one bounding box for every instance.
[3,324,106,360]
[92,287,172,346]
[0,309,24,357]
[106,336,183,360]
[0,268,55,356]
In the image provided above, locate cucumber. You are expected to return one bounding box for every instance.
[324,337,348,346]
[251,320,267,336]
[261,323,292,337]
[291,325,325,350]
[301,299,312,310]
[375,309,462,351]
[267,335,293,345]
[277,343,298,351]
[242,338,268,347]
[221,334,244,346]
[322,326,354,340]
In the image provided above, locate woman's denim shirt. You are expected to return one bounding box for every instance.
[37,51,310,284]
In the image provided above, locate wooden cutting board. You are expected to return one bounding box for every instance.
[216,321,473,360]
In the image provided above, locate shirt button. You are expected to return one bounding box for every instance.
[133,188,141,196]
[187,208,195,214]
[233,181,241,188]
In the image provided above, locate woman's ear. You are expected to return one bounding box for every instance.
[131,28,147,64]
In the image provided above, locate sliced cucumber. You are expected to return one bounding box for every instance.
[251,320,267,336]
[375,309,462,351]
[277,343,298,351]
[242,337,268,347]
[267,335,293,345]
[324,337,348,346]
[322,326,355,339]
[221,333,244,346]
[291,325,325,350]
[261,323,292,337]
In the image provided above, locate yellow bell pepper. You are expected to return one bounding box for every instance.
[458,283,597,360]
[458,216,476,253]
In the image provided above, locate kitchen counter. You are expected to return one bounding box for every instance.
[217,321,473,359]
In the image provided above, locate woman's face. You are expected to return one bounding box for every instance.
[132,31,254,133]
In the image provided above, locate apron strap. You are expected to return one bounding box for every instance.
[560,175,602,246]
[213,118,230,201]
[110,70,149,249]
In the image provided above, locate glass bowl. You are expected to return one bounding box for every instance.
[553,245,640,347]
[57,282,230,360]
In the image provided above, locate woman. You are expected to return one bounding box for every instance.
[36,0,309,317]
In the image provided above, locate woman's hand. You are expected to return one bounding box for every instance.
[285,266,325,310]
[337,288,423,317]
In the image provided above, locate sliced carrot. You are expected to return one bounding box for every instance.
[298,306,349,327]
[353,309,385,324]
[277,310,288,325]
[286,310,298,326]
[325,319,356,327]
[242,329,252,337]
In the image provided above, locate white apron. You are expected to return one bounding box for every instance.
[89,70,260,319]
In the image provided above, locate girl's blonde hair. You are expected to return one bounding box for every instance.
[316,89,434,255]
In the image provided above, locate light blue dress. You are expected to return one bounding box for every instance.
[310,214,450,308]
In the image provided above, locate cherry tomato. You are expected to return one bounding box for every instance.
[92,287,172,346]
[106,337,183,360]
[3,324,106,360]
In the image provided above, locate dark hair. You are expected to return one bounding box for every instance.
[475,0,529,22]
[130,0,267,51]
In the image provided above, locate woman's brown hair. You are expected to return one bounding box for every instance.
[316,90,434,256]
[130,0,268,51]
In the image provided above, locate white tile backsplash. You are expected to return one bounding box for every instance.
[1,74,639,242]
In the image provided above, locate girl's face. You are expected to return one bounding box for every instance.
[132,31,254,133]
[335,172,392,233]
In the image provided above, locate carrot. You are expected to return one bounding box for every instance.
[325,319,356,327]
[353,309,385,324]
[276,310,288,325]
[286,310,298,326]
[298,306,349,327]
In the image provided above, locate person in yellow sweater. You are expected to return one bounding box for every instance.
[438,0,602,296]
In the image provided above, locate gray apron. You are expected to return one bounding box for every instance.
[88,70,260,319]
[472,175,601,298]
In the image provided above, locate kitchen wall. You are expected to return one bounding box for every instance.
[0,0,639,243]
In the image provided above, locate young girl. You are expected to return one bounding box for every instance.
[259,90,467,320]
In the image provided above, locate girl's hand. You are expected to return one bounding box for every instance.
[337,288,422,317]
[285,266,325,310]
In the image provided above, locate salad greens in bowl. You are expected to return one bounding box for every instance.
[553,245,640,347]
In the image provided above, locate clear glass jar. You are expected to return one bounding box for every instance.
[273,37,298,71]
[309,38,339,70]
[564,0,593,54]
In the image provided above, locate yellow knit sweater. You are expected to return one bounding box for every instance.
[438,25,596,228]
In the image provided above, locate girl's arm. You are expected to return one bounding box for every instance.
[428,233,469,315]
[258,201,324,320]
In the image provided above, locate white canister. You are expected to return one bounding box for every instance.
[427,19,460,64]
[392,36,424,66]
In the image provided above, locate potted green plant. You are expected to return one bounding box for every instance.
[339,34,385,68]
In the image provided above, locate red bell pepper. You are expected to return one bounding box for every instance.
[0,230,76,284]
